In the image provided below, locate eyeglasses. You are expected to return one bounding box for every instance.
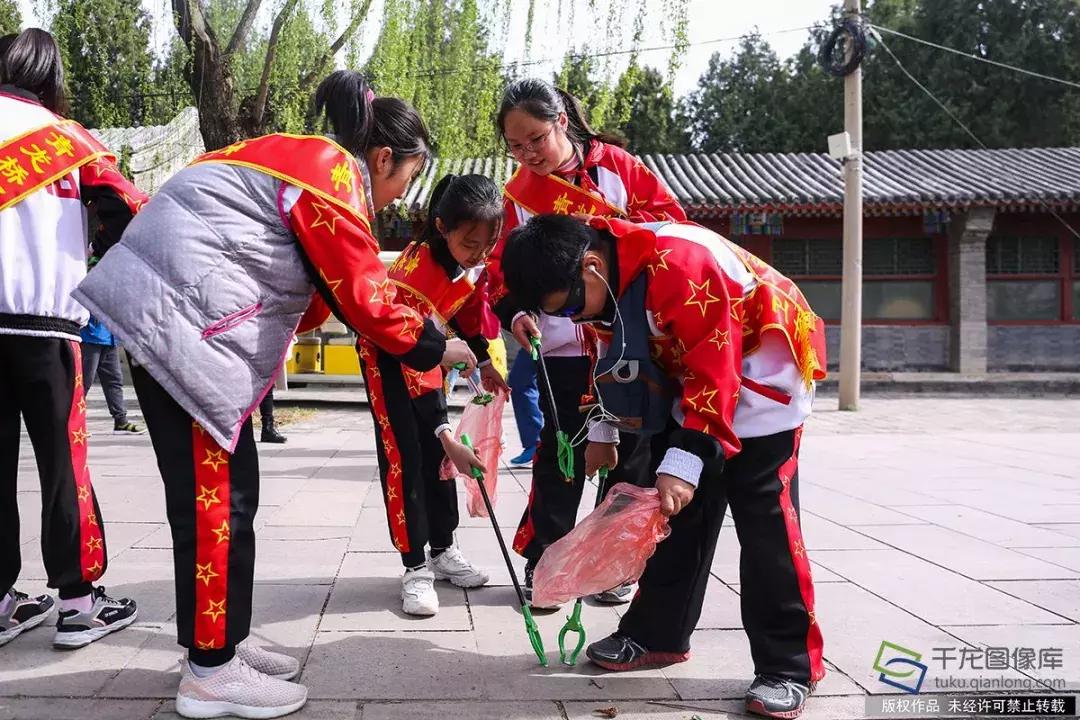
[505,124,556,158]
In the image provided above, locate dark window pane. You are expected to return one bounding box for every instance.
[1075,242,1080,273]
[799,281,842,321]
[864,281,935,320]
[987,280,1060,320]
[807,239,842,275]
[987,237,1058,274]
[1074,281,1080,320]
[772,240,807,276]
[895,238,936,274]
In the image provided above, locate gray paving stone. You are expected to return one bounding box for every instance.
[0,698,163,720]
[853,524,1080,580]
[453,525,528,587]
[660,629,863,699]
[469,585,677,701]
[811,549,1066,625]
[253,537,349,585]
[321,552,471,632]
[361,701,561,720]
[1015,547,1080,573]
[1036,523,1080,540]
[301,631,484,700]
[153,700,358,720]
[799,485,928,526]
[986,580,1080,622]
[264,490,367,527]
[564,697,876,720]
[941,624,1080,692]
[813,582,1034,695]
[893,505,1080,548]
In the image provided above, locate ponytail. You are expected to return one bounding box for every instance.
[315,70,374,156]
[497,77,626,152]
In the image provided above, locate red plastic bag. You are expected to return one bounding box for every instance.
[532,483,671,608]
[440,388,507,518]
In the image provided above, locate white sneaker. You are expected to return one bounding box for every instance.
[401,566,439,616]
[429,545,489,589]
[176,655,307,719]
[236,642,300,681]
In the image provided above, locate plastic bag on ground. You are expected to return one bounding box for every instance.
[440,388,507,518]
[532,482,671,608]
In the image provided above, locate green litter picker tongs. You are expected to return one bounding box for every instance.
[460,433,547,666]
[557,466,609,666]
[530,335,574,482]
[451,362,494,405]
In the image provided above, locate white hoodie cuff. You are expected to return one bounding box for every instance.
[587,421,620,444]
[656,448,703,488]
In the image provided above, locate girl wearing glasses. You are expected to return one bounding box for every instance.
[485,77,687,607]
[363,173,509,617]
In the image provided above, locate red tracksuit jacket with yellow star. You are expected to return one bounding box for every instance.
[588,218,827,480]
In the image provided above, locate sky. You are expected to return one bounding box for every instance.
[15,0,839,98]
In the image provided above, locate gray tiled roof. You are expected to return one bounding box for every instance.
[644,147,1080,217]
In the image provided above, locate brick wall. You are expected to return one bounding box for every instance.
[825,325,951,371]
[988,326,1080,371]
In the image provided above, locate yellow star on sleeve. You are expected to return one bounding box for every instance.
[710,329,731,352]
[685,278,721,318]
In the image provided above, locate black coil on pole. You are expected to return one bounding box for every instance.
[819,17,869,77]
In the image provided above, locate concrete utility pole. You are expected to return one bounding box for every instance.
[839,0,864,411]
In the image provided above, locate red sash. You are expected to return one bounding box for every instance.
[725,241,827,388]
[190,134,371,229]
[503,166,626,218]
[387,242,480,399]
[0,120,115,212]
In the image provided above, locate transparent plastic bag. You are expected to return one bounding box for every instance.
[440,388,507,517]
[532,483,671,607]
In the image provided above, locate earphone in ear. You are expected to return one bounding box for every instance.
[587,265,601,277]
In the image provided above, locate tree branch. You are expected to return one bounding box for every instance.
[227,0,265,56]
[252,0,301,128]
[299,0,374,90]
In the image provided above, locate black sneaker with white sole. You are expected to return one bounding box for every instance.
[0,590,55,647]
[54,586,137,648]
[744,674,810,719]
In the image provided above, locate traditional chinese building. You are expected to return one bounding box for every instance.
[386,148,1080,373]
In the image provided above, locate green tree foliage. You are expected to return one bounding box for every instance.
[618,64,686,154]
[50,0,157,127]
[365,0,504,157]
[0,0,20,35]
[683,0,1080,153]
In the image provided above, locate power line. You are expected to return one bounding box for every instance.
[870,27,1080,243]
[870,23,1080,91]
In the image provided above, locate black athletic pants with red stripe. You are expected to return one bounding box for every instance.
[618,425,825,686]
[132,365,258,665]
[0,335,104,599]
[513,356,651,566]
[359,347,458,569]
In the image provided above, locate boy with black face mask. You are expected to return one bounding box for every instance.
[500,214,827,720]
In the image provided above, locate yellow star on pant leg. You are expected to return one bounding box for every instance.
[71,428,90,445]
[203,599,226,623]
[793,538,805,558]
[85,536,103,552]
[395,510,406,526]
[195,562,220,586]
[787,506,798,522]
[87,512,98,527]
[386,486,398,501]
[212,520,230,545]
[77,484,91,503]
[87,560,102,575]
[76,397,87,414]
[202,449,228,472]
[192,420,206,435]
[196,485,221,510]
[195,639,217,650]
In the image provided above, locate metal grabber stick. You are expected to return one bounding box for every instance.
[557,466,609,666]
[530,335,574,481]
[460,433,547,666]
